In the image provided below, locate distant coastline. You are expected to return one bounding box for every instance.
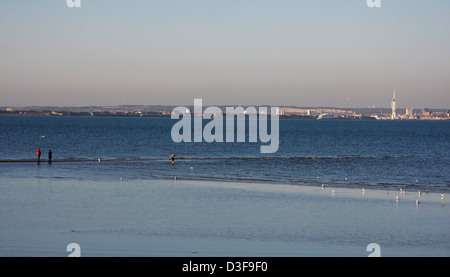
[1,105,449,120]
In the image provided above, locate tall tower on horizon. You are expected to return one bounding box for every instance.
[391,89,397,120]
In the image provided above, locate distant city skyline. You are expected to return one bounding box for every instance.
[1,1,449,108]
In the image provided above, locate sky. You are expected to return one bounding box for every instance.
[0,0,449,108]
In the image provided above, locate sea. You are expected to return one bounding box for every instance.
[1,115,450,257]
[0,115,449,193]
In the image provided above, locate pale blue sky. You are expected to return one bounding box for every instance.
[0,0,449,108]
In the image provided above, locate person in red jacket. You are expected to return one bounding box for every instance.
[36,148,41,162]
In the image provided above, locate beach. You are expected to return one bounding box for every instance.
[1,176,448,257]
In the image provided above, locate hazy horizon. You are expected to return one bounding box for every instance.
[1,1,449,108]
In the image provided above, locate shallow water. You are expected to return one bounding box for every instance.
[1,177,448,257]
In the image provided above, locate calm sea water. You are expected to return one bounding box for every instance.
[0,115,449,192]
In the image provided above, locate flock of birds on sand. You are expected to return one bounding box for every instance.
[320,178,446,208]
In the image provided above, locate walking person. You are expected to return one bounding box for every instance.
[48,149,52,163]
[170,153,176,165]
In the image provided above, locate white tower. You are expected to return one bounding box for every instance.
[391,89,397,119]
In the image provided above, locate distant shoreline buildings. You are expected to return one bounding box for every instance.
[391,90,397,120]
[1,94,449,120]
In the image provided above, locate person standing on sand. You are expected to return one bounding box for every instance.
[170,153,176,165]
[36,148,41,162]
[48,149,52,163]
